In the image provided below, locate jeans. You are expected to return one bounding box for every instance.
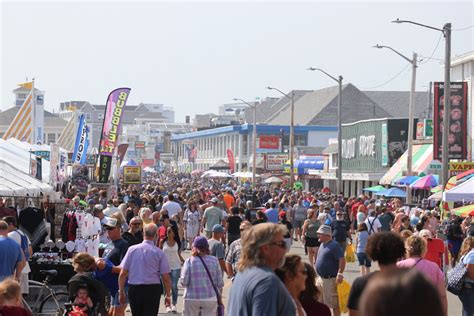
[459,285,474,316]
[170,268,181,305]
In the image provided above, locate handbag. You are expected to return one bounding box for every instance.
[197,256,225,316]
[446,255,467,295]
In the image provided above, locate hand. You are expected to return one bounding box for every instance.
[119,291,126,305]
[336,274,344,284]
[164,296,171,306]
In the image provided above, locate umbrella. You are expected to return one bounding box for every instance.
[374,187,407,198]
[191,169,204,176]
[456,169,474,181]
[393,175,420,186]
[427,190,443,201]
[263,176,283,184]
[452,204,474,217]
[232,171,260,178]
[431,185,443,193]
[363,185,386,193]
[410,175,439,189]
[445,176,458,190]
[208,171,232,178]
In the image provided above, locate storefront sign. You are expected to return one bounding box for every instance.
[266,153,288,171]
[449,162,474,176]
[342,135,375,158]
[123,166,142,184]
[259,135,280,149]
[433,82,468,160]
[135,141,145,149]
[31,150,50,161]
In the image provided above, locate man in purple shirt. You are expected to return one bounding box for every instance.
[118,223,172,316]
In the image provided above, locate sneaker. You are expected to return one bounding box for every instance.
[166,306,172,313]
[171,305,177,313]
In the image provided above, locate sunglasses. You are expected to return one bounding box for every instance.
[270,240,287,249]
[337,213,343,216]
[104,226,116,231]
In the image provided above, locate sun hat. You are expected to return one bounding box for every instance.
[316,225,332,236]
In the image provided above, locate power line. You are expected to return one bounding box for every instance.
[359,63,411,90]
[452,25,474,31]
[419,33,443,65]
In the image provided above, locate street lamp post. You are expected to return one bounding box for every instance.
[307,68,343,195]
[373,44,417,204]
[266,87,295,188]
[233,98,258,188]
[393,19,452,191]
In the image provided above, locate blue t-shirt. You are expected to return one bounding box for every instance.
[103,238,129,266]
[94,258,118,296]
[0,237,23,281]
[228,266,295,316]
[264,209,279,223]
[331,220,349,242]
[315,240,344,278]
[462,249,474,283]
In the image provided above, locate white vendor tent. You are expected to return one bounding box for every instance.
[443,178,474,202]
[0,160,53,196]
[0,138,50,183]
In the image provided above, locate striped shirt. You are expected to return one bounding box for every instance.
[179,255,224,300]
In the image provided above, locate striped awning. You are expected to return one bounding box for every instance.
[379,144,434,185]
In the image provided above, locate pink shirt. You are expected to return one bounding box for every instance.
[397,257,445,287]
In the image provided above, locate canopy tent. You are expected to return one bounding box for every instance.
[452,205,474,217]
[410,175,439,189]
[295,158,324,175]
[380,144,436,185]
[427,190,443,201]
[0,139,51,183]
[120,159,137,168]
[443,178,474,202]
[374,187,407,198]
[232,171,260,178]
[209,159,230,170]
[393,175,420,186]
[201,170,232,178]
[0,160,52,196]
[362,185,386,193]
[456,169,474,181]
[264,176,283,184]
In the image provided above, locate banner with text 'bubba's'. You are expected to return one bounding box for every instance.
[98,88,131,183]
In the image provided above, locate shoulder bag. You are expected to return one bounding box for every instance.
[446,255,467,295]
[197,256,224,316]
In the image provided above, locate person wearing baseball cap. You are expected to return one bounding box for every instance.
[209,224,227,277]
[315,224,345,316]
[202,198,224,238]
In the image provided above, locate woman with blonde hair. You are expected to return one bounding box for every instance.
[457,236,474,316]
[301,208,321,266]
[397,236,447,316]
[0,278,30,315]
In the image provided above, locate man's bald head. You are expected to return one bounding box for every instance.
[143,223,158,239]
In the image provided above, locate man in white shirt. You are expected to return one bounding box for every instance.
[162,194,183,220]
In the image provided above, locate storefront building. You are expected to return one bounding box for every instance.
[322,118,413,196]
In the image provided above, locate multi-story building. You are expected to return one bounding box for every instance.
[58,101,175,150]
[0,86,66,144]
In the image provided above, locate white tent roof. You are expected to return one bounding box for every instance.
[443,178,474,202]
[0,160,52,196]
[0,139,50,183]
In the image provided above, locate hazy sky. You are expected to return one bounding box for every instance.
[1,0,472,122]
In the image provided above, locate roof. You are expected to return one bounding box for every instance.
[0,107,66,127]
[451,51,474,67]
[12,87,42,93]
[363,90,431,119]
[267,83,392,125]
[322,143,338,154]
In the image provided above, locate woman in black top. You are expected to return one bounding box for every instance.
[226,207,243,246]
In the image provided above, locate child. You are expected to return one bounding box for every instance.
[73,286,93,314]
[355,223,371,276]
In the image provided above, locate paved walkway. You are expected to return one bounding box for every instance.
[126,239,462,315]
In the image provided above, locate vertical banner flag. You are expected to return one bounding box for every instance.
[3,82,35,143]
[433,82,468,160]
[227,149,235,173]
[117,143,129,164]
[98,88,131,183]
[50,143,59,186]
[72,114,89,165]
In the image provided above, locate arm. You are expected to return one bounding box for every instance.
[118,269,128,305]
[301,220,308,241]
[336,257,346,284]
[87,297,94,308]
[225,262,234,278]
[162,273,172,306]
[218,259,227,277]
[15,261,25,280]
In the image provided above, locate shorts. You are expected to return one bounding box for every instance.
[304,236,321,247]
[316,276,339,309]
[356,252,372,267]
[292,220,303,229]
[112,286,128,307]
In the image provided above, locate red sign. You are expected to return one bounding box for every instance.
[259,135,280,149]
[227,149,235,173]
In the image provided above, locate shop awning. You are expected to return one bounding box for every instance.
[379,144,434,185]
[297,158,324,174]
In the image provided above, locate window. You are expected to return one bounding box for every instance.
[85,113,91,121]
[98,113,104,120]
[47,133,56,144]
[331,153,338,168]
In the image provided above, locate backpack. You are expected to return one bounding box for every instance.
[16,230,30,261]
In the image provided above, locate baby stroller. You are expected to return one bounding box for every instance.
[65,272,109,316]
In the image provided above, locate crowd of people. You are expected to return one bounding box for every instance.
[0,171,473,316]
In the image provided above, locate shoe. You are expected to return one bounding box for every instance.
[171,305,177,313]
[166,306,172,313]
